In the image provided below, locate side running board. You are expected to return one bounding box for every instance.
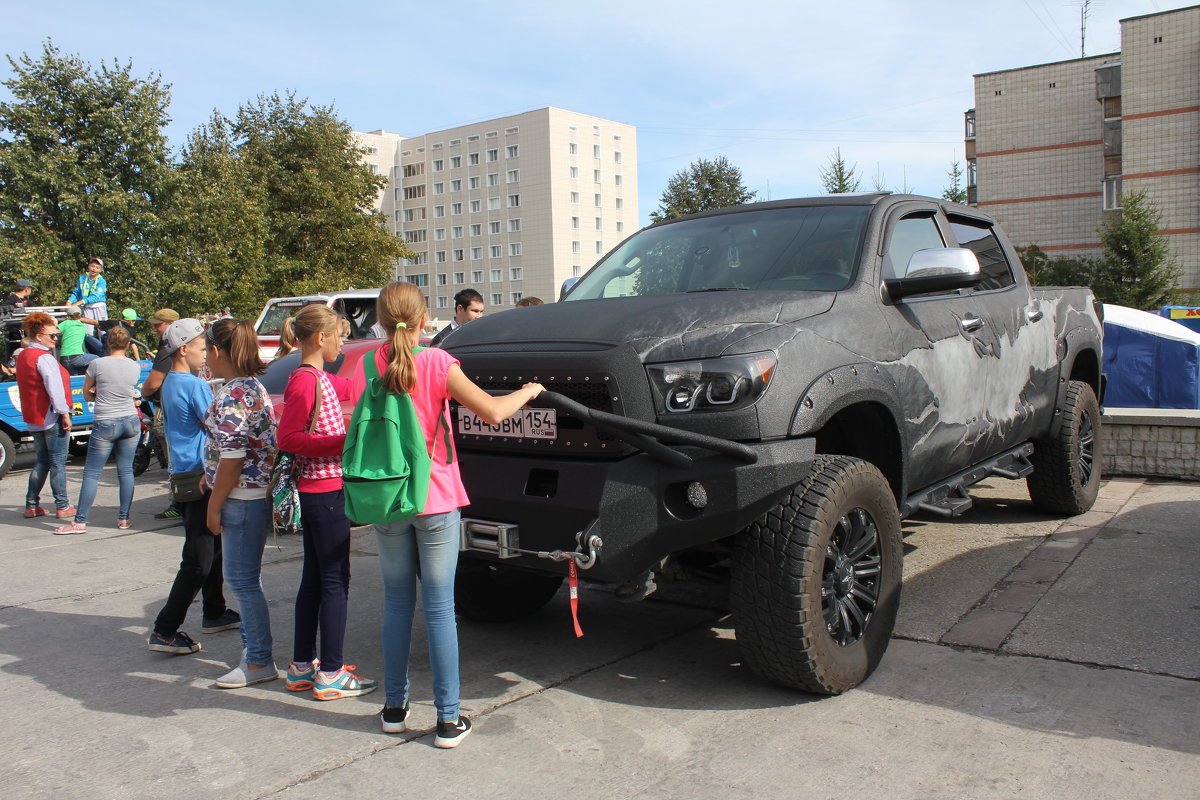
[902,443,1035,519]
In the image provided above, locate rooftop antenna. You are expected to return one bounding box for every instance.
[1079,0,1095,58]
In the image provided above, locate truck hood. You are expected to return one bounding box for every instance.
[442,291,836,361]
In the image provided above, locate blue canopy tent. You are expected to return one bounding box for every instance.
[1103,304,1200,409]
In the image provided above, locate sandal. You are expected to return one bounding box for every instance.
[53,521,87,535]
[118,519,131,530]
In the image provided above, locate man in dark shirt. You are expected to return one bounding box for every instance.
[4,279,35,308]
[430,288,485,347]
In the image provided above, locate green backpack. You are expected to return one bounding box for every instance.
[343,347,453,525]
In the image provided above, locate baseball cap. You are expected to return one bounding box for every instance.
[150,308,180,324]
[65,306,82,317]
[162,318,205,356]
[121,308,140,321]
[15,279,33,288]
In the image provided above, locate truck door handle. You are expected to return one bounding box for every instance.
[960,315,985,332]
[1027,308,1044,322]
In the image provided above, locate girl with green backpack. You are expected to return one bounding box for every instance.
[352,281,543,748]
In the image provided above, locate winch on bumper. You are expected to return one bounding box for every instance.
[456,392,816,584]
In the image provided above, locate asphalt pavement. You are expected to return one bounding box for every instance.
[1,455,1197,800]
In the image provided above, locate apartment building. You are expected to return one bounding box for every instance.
[966,5,1200,289]
[353,108,640,317]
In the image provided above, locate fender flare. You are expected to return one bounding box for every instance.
[1048,326,1103,439]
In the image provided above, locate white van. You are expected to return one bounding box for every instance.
[253,289,384,361]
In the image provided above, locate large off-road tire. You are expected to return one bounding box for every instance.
[0,429,15,480]
[731,455,903,695]
[1026,380,1101,516]
[455,561,564,623]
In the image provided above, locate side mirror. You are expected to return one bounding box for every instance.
[883,248,983,302]
[559,276,580,300]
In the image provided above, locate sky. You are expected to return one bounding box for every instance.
[1,0,1177,226]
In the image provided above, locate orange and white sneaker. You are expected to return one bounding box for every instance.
[284,660,319,692]
[312,666,377,701]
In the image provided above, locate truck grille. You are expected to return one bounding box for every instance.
[475,379,614,413]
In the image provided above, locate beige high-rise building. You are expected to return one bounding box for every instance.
[966,5,1200,290]
[353,107,639,318]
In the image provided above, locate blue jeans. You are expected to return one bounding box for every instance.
[375,509,462,721]
[220,497,273,666]
[75,415,139,523]
[26,426,69,510]
[61,353,98,376]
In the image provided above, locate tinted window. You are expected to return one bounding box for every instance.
[565,205,871,299]
[257,300,324,336]
[884,213,945,279]
[949,216,1015,291]
[260,351,346,394]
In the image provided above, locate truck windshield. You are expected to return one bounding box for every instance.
[565,205,871,300]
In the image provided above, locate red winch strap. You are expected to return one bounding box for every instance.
[568,558,584,638]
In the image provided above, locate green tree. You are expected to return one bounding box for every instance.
[164,93,412,317]
[942,160,967,204]
[1093,191,1181,309]
[649,155,755,223]
[0,40,173,312]
[819,148,860,193]
[1017,244,1100,287]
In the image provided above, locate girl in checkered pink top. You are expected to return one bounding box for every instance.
[276,305,377,701]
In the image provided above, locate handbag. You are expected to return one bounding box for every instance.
[169,469,207,504]
[269,368,323,535]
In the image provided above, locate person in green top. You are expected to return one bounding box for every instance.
[59,306,102,375]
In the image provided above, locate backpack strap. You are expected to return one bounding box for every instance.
[294,365,324,434]
[368,346,453,464]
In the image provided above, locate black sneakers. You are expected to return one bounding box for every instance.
[434,716,473,749]
[380,704,409,734]
[148,630,201,654]
[201,609,241,634]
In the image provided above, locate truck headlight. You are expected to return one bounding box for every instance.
[646,353,777,413]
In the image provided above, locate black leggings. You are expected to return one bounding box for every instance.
[292,489,353,671]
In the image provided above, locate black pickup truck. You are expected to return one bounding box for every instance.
[443,192,1104,695]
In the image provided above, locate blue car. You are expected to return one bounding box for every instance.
[0,361,154,479]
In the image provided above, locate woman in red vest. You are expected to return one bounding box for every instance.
[15,312,76,520]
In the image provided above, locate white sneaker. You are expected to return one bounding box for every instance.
[216,661,279,689]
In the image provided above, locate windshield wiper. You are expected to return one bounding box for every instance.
[686,287,748,293]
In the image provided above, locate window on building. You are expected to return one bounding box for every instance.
[470,223,481,236]
[453,249,464,261]
[488,197,501,210]
[468,199,480,213]
[436,273,448,286]
[488,172,499,186]
[436,251,447,263]
[614,151,622,164]
[593,144,600,158]
[487,148,498,162]
[434,228,446,241]
[450,156,461,168]
[510,267,522,280]
[507,144,519,158]
[469,152,480,165]
[469,176,481,189]
[510,243,522,256]
[569,142,578,155]
[452,226,463,238]
[615,197,624,210]
[571,240,581,253]
[451,178,462,191]
[570,191,579,204]
[490,245,502,258]
[454,272,465,283]
[437,296,449,309]
[451,202,462,215]
[490,269,502,282]
[595,217,602,230]
[491,293,503,306]
[1103,177,1123,210]
[432,182,444,195]
[395,189,403,203]
[489,220,501,234]
[594,193,602,207]
[403,186,425,200]
[616,221,624,232]
[434,205,445,218]
[471,247,482,260]
[508,194,520,207]
[402,163,424,177]
[596,240,604,254]
[472,270,483,282]
[507,169,520,183]
[405,208,426,221]
[409,274,428,287]
[594,169,601,182]
[571,216,580,228]
[508,218,521,232]
[572,265,582,277]
[615,174,623,186]
[406,229,427,243]
[511,292,523,304]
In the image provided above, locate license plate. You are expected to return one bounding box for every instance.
[457,407,557,439]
